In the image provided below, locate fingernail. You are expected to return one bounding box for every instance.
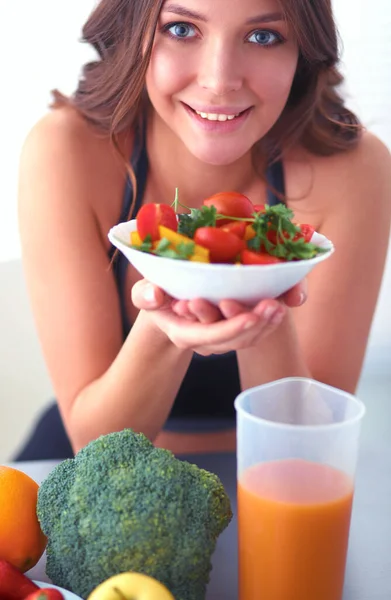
[143,284,156,304]
[271,308,285,326]
[300,279,308,305]
[298,292,307,306]
[264,305,279,320]
[243,317,258,330]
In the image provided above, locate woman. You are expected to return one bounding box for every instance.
[15,0,391,460]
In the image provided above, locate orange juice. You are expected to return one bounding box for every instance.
[238,459,354,600]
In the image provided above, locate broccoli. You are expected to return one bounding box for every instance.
[37,429,232,599]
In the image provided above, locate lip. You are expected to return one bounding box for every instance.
[181,102,253,133]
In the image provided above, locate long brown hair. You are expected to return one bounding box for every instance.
[54,0,362,203]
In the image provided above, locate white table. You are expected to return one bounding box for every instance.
[11,444,391,599]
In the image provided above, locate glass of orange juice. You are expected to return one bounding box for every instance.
[235,377,365,600]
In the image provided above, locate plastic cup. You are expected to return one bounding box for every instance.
[234,377,366,600]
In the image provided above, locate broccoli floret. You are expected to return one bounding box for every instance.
[37,429,232,599]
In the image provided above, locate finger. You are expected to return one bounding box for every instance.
[253,299,286,323]
[160,310,260,348]
[194,311,283,354]
[131,280,171,310]
[187,298,223,324]
[219,299,250,319]
[281,278,308,307]
[171,300,198,321]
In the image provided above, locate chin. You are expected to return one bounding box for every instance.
[186,141,253,167]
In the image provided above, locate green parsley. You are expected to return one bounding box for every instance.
[177,205,217,237]
[248,204,327,261]
[130,234,153,253]
[153,238,196,260]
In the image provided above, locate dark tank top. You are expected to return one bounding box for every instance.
[110,125,286,428]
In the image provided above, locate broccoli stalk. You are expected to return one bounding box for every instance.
[37,429,232,599]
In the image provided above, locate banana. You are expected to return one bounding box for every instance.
[87,572,175,600]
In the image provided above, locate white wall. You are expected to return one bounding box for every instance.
[0,1,97,262]
[0,1,390,461]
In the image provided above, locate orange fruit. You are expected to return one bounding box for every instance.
[0,465,47,572]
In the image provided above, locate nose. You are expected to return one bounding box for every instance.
[197,39,243,96]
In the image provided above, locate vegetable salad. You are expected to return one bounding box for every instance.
[130,191,327,265]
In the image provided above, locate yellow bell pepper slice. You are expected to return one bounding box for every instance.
[130,231,143,246]
[130,231,166,251]
[158,226,210,260]
[189,253,210,263]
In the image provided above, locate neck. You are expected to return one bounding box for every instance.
[145,110,266,208]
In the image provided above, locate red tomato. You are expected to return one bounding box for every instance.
[252,203,266,213]
[266,229,290,245]
[220,221,247,239]
[241,249,285,265]
[194,227,246,263]
[267,223,315,245]
[203,192,254,227]
[295,224,315,243]
[136,203,177,241]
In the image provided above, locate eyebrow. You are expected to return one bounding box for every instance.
[162,4,285,24]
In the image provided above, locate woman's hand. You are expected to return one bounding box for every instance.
[131,279,307,356]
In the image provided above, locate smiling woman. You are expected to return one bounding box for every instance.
[147,0,299,165]
[15,0,390,460]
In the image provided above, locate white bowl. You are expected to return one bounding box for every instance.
[108,219,334,305]
[33,581,83,599]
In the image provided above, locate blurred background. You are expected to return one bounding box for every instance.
[0,1,390,462]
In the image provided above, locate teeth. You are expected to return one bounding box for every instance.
[196,111,239,121]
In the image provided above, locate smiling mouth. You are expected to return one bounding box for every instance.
[184,104,251,122]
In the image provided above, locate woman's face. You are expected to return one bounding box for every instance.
[146,0,299,166]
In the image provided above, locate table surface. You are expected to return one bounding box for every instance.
[12,442,391,600]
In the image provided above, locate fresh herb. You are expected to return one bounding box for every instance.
[154,238,195,260]
[248,204,327,261]
[272,237,327,260]
[171,188,217,237]
[130,234,153,253]
[178,205,217,237]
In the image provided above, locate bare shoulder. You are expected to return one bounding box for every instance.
[313,131,391,213]
[20,106,130,187]
[286,131,391,228]
[22,106,101,161]
[330,130,390,185]
[19,106,133,233]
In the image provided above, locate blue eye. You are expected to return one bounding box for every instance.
[165,22,197,39]
[248,30,282,47]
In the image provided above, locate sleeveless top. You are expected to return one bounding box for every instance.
[109,126,286,430]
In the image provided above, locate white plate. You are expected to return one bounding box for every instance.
[33,581,83,600]
[108,219,334,305]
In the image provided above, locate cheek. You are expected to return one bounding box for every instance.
[251,54,298,106]
[146,45,192,99]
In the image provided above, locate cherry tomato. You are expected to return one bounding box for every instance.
[220,221,247,239]
[241,249,285,265]
[295,224,315,243]
[203,192,254,227]
[194,227,246,263]
[252,203,266,213]
[266,229,290,245]
[136,204,177,241]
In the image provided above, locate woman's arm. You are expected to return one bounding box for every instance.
[238,132,391,394]
[18,110,192,452]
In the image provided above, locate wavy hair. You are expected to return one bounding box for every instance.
[53,0,362,202]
